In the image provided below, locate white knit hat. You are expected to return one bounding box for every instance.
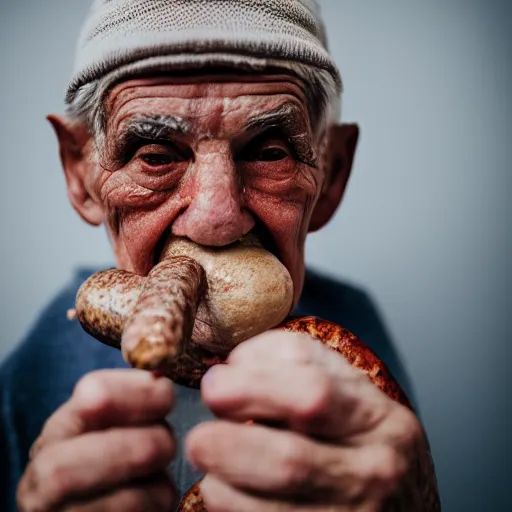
[66,0,341,108]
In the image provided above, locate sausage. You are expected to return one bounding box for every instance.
[122,256,205,371]
[75,258,218,386]
[75,235,293,383]
[75,269,143,348]
[161,236,294,349]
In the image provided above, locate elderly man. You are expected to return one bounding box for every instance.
[1,1,440,511]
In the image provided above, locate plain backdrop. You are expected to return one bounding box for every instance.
[1,1,511,510]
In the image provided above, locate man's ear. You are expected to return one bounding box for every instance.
[47,114,104,226]
[309,123,359,232]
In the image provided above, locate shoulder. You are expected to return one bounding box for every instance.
[298,268,383,329]
[296,268,416,407]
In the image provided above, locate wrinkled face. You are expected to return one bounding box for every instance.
[54,74,358,306]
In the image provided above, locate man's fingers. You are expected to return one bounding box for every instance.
[18,425,175,511]
[64,474,176,512]
[187,421,405,503]
[187,421,323,497]
[31,370,174,457]
[70,370,175,430]
[20,370,177,512]
[202,363,390,440]
[227,331,329,367]
[202,364,335,433]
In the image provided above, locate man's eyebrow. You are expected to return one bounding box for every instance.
[242,103,317,166]
[120,114,190,141]
[242,103,308,133]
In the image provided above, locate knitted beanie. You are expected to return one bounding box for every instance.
[66,0,341,118]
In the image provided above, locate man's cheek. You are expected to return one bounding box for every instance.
[243,161,319,203]
[246,189,310,298]
[245,166,320,295]
[100,179,185,274]
[245,168,319,239]
[98,170,174,211]
[98,169,177,233]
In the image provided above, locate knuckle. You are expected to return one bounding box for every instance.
[38,414,53,437]
[132,434,163,469]
[42,456,73,502]
[227,341,249,362]
[16,468,40,512]
[186,423,227,474]
[201,494,226,512]
[130,427,174,470]
[21,451,71,510]
[360,445,402,490]
[296,370,331,420]
[259,332,313,363]
[230,331,276,361]
[202,499,227,512]
[150,478,177,512]
[156,424,177,460]
[285,333,315,362]
[28,436,44,461]
[230,331,317,365]
[16,496,42,512]
[117,489,152,512]
[277,438,313,490]
[387,406,424,449]
[73,372,111,414]
[191,422,216,450]
[400,409,424,444]
[200,478,232,512]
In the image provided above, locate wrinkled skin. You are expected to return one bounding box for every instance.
[51,74,356,306]
[16,74,440,511]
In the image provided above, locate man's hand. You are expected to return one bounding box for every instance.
[17,369,176,512]
[186,331,440,511]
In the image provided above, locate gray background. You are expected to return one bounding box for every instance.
[1,1,511,510]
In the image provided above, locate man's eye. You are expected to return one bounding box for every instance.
[246,145,289,162]
[258,147,288,162]
[139,153,175,166]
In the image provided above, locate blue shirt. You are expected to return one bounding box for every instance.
[0,267,415,510]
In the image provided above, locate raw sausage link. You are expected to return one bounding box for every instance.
[75,262,222,387]
[122,256,205,371]
[75,269,143,347]
[75,236,293,380]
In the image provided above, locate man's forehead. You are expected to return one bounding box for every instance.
[106,75,309,127]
